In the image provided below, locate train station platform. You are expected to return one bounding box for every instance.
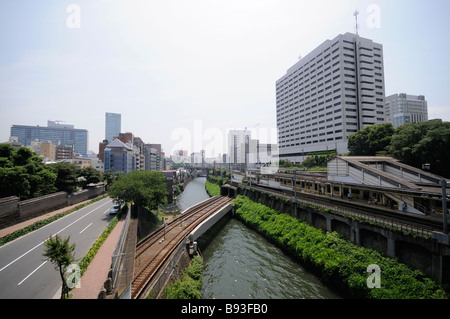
[249,156,449,217]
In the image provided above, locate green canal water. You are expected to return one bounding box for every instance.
[177,177,343,299]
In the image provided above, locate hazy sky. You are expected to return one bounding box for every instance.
[1,0,449,157]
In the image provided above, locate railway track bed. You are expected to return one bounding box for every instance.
[131,196,232,299]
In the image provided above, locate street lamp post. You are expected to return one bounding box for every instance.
[294,170,297,199]
[292,170,297,203]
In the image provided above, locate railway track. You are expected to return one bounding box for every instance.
[247,183,447,235]
[131,196,232,299]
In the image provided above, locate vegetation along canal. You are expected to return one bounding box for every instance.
[177,177,343,299]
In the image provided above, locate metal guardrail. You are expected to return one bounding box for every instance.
[111,205,131,289]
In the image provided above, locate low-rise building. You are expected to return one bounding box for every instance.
[104,138,136,173]
[56,144,74,160]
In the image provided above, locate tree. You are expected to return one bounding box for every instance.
[388,120,450,178]
[0,145,57,199]
[347,123,394,156]
[302,156,317,168]
[78,166,103,189]
[109,170,168,210]
[0,143,14,159]
[48,162,79,193]
[43,235,77,299]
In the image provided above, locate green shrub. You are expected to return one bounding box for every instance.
[164,255,204,299]
[77,204,127,278]
[205,180,220,197]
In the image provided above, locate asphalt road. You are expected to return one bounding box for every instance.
[0,196,115,299]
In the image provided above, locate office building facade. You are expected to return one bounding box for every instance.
[146,143,162,171]
[276,33,386,162]
[105,112,121,143]
[228,129,251,168]
[10,121,88,155]
[385,93,428,128]
[145,146,158,171]
[104,138,136,173]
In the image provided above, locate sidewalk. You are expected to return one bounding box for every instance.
[70,213,126,299]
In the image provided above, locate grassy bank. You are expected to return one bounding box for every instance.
[205,175,222,197]
[233,195,447,299]
[162,255,204,299]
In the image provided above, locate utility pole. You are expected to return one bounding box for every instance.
[292,170,298,218]
[293,170,297,199]
[442,179,448,234]
[292,170,297,203]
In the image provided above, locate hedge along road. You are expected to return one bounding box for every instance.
[0,196,113,299]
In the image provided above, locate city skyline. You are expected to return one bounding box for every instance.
[1,0,449,157]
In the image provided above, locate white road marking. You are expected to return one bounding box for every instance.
[17,261,47,285]
[79,223,93,234]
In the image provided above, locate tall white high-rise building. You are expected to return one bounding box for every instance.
[276,33,386,162]
[227,129,251,168]
[385,93,428,128]
[105,112,121,143]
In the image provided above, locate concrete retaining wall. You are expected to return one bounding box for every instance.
[189,203,233,242]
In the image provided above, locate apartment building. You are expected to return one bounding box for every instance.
[276,32,386,163]
[104,138,136,173]
[385,93,428,128]
[145,144,163,171]
[228,129,251,169]
[29,139,56,161]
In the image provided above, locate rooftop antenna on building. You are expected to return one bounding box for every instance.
[353,9,360,35]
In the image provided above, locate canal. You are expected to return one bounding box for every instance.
[177,177,342,299]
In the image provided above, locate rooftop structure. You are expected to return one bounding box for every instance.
[327,156,449,215]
